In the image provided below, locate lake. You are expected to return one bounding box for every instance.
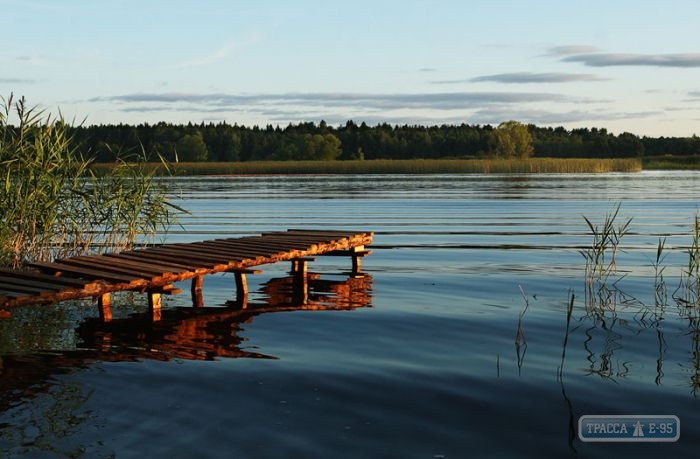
[2,171,700,458]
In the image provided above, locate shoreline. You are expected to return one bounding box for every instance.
[89,158,652,176]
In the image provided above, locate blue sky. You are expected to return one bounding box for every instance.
[2,0,699,136]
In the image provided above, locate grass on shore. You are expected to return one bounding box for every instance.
[90,158,643,176]
[642,156,700,170]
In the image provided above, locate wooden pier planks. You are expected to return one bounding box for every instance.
[0,229,373,309]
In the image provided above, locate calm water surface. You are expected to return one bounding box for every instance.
[2,171,700,458]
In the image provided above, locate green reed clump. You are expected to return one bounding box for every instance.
[580,203,632,287]
[673,215,700,306]
[0,95,181,268]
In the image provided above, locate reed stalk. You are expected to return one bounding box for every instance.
[580,203,632,289]
[652,237,668,307]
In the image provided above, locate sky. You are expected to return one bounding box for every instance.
[2,0,700,137]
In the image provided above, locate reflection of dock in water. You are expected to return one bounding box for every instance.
[0,272,372,409]
[79,272,374,361]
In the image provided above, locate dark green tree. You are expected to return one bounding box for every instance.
[301,133,342,160]
[176,132,208,162]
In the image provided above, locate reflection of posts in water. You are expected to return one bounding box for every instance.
[259,273,373,310]
[290,257,314,305]
[75,272,373,363]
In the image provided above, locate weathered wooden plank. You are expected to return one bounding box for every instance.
[135,247,240,266]
[0,267,91,288]
[0,286,24,297]
[201,239,312,251]
[102,254,193,274]
[59,256,167,279]
[181,241,278,258]
[220,238,322,252]
[0,282,53,295]
[0,275,67,292]
[199,241,290,257]
[28,261,144,283]
[109,252,202,271]
[160,241,289,258]
[131,247,231,265]
[144,243,248,259]
[257,235,328,244]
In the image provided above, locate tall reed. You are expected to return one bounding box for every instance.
[673,215,700,307]
[652,237,668,306]
[0,95,181,268]
[580,203,632,287]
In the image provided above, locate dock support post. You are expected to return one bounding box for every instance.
[148,292,162,321]
[291,259,307,276]
[228,269,262,309]
[98,293,112,322]
[234,271,248,308]
[191,275,204,308]
[291,257,315,276]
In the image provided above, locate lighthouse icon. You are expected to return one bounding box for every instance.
[632,421,645,437]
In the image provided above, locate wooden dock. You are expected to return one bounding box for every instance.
[0,229,373,320]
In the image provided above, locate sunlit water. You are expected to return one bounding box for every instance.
[2,171,700,457]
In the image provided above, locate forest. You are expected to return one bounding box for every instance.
[69,120,700,163]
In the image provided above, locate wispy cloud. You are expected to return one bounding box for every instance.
[87,90,666,128]
[467,72,606,84]
[563,52,700,68]
[546,45,602,56]
[175,33,260,68]
[470,107,662,125]
[176,46,230,68]
[0,77,35,84]
[95,91,570,111]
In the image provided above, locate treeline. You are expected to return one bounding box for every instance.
[70,120,700,162]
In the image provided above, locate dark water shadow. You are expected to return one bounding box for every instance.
[0,272,373,411]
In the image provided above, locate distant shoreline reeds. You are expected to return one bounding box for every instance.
[90,158,644,176]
